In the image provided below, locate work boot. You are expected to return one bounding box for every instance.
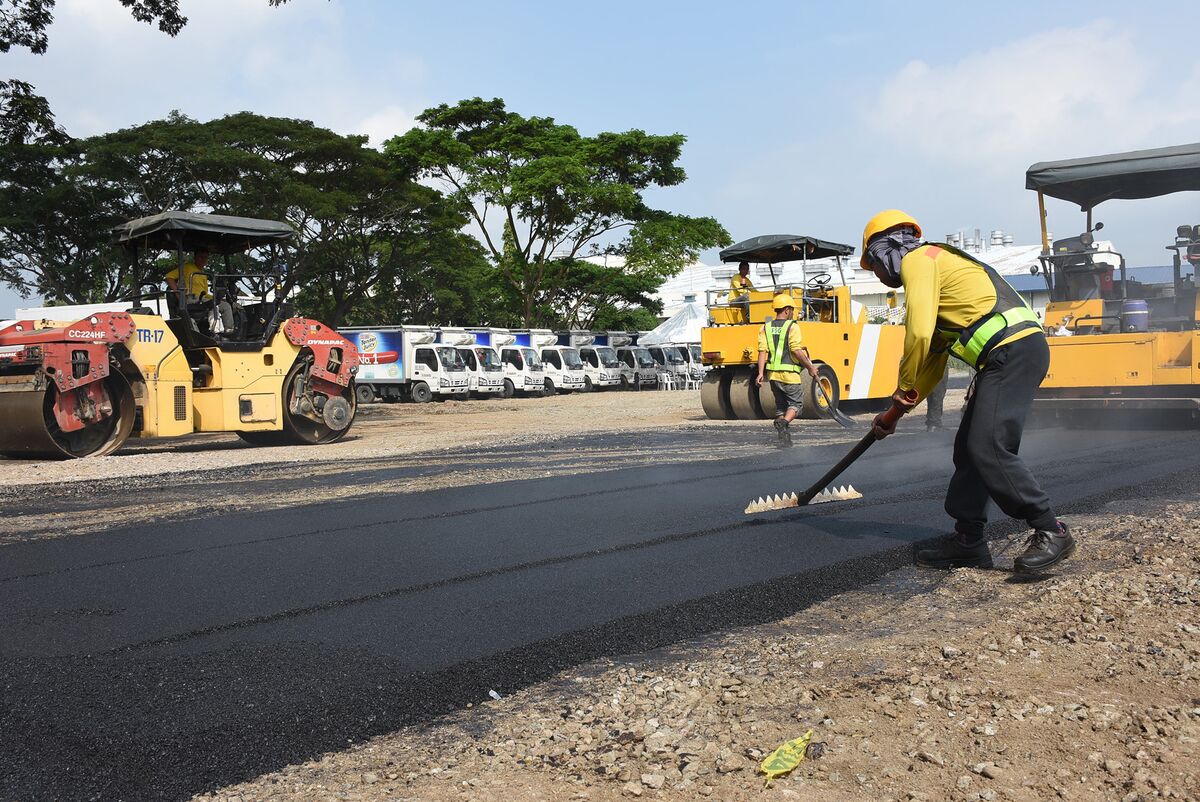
[1013,521,1075,573]
[774,418,793,448]
[915,532,993,569]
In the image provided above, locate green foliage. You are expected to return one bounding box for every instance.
[386,97,729,326]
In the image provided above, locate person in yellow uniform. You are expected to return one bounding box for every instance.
[165,248,212,303]
[861,210,1073,573]
[729,261,756,323]
[755,293,819,447]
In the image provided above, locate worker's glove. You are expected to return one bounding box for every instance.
[871,390,918,440]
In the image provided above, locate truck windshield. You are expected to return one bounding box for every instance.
[561,348,583,369]
[635,348,656,369]
[437,347,465,371]
[596,346,620,368]
[689,345,702,362]
[661,347,684,364]
[475,347,502,371]
[521,347,543,369]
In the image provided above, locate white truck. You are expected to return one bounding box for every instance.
[610,332,658,390]
[515,329,586,395]
[340,325,469,403]
[559,331,623,391]
[468,328,545,398]
[443,327,506,398]
[645,343,689,383]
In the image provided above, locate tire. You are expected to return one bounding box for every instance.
[800,364,840,420]
[756,377,777,419]
[544,378,556,396]
[620,375,629,390]
[729,367,765,419]
[355,383,374,405]
[411,381,433,403]
[700,370,735,420]
[237,356,356,446]
[501,378,515,399]
[583,376,594,392]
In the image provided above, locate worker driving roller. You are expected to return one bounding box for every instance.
[755,293,819,448]
[729,261,756,323]
[165,247,212,302]
[861,209,1075,573]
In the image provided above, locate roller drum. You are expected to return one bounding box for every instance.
[0,373,135,459]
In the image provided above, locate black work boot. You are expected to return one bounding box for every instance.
[774,418,792,448]
[915,532,993,569]
[1013,522,1075,573]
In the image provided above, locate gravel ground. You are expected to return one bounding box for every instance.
[192,488,1200,802]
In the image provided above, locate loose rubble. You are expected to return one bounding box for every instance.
[194,494,1200,801]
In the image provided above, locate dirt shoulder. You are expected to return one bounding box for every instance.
[194,491,1200,802]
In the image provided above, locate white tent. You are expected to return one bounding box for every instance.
[640,302,708,345]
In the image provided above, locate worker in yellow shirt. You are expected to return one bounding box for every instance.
[729,261,756,323]
[861,210,1073,574]
[165,248,212,303]
[755,293,819,447]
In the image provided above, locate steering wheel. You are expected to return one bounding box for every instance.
[806,272,831,287]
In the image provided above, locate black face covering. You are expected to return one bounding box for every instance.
[866,228,921,288]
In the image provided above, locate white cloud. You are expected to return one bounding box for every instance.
[868,21,1199,169]
[355,105,418,148]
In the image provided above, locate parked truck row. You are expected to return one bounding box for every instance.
[338,326,706,403]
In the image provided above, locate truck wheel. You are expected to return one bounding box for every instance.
[544,378,556,396]
[411,381,433,403]
[355,383,374,405]
[583,376,594,392]
[729,367,765,419]
[501,378,515,398]
[700,370,735,420]
[800,364,840,420]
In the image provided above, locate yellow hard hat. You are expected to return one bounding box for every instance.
[772,293,795,309]
[860,209,922,269]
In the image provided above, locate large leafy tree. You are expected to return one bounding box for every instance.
[386,97,729,326]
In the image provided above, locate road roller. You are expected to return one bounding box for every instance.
[699,234,904,420]
[1026,144,1200,423]
[0,211,359,459]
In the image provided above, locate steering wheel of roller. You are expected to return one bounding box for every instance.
[806,272,831,287]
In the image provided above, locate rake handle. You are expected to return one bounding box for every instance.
[797,402,905,504]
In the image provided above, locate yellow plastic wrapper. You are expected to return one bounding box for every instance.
[759,729,814,788]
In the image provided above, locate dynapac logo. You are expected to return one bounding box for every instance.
[67,329,106,339]
[307,339,348,346]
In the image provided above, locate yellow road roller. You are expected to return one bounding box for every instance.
[1026,144,1200,421]
[0,211,359,458]
[699,234,905,420]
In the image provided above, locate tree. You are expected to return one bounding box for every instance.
[386,97,730,326]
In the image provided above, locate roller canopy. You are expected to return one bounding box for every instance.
[111,211,295,254]
[1026,143,1200,210]
[719,234,854,264]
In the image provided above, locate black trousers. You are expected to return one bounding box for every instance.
[945,333,1057,539]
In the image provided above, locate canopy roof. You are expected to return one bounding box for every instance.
[1025,143,1200,210]
[719,234,854,264]
[111,211,295,254]
[640,302,708,345]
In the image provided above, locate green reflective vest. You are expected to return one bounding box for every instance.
[932,244,1042,369]
[764,319,801,373]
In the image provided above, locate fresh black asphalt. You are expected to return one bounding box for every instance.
[2,422,1198,801]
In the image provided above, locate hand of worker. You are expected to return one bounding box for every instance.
[891,388,919,412]
[755,372,764,387]
[871,410,898,439]
[806,363,819,378]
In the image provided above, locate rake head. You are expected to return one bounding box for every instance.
[744,484,862,515]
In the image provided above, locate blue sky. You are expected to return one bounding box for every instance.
[4,0,1199,316]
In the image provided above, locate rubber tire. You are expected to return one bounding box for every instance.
[238,357,356,447]
[355,383,374,405]
[729,367,765,420]
[757,378,777,420]
[633,373,641,392]
[583,376,594,392]
[700,370,735,420]
[411,381,432,403]
[800,364,840,420]
[544,378,556,397]
[500,378,515,399]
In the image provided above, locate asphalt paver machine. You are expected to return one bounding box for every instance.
[699,234,904,420]
[0,211,360,458]
[1026,143,1200,420]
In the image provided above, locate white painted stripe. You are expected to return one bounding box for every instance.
[848,324,881,399]
[849,300,866,325]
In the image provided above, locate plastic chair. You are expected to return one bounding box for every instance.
[658,371,677,390]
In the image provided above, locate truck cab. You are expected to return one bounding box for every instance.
[614,343,659,390]
[512,329,584,395]
[557,331,622,391]
[496,331,546,397]
[445,327,505,398]
[645,343,689,382]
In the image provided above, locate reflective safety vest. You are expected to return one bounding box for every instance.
[764,319,801,373]
[932,243,1041,369]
